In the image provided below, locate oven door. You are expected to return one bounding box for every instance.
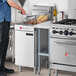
[50,38,76,66]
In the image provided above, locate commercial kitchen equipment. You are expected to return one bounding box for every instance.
[15,23,37,73]
[15,0,53,74]
[32,4,52,75]
[35,21,51,75]
[50,19,76,76]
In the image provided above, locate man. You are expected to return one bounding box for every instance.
[0,0,26,75]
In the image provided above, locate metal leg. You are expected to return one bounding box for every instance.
[38,28,40,75]
[48,59,51,76]
[49,70,51,76]
[48,29,51,76]
[38,55,40,75]
[34,67,37,74]
[46,61,48,68]
[55,69,58,76]
[19,66,22,72]
[48,62,51,76]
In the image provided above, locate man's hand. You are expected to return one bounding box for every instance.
[7,0,26,15]
[21,9,26,15]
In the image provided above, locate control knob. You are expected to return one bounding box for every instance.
[52,30,58,34]
[59,31,63,35]
[64,30,69,35]
[69,32,76,35]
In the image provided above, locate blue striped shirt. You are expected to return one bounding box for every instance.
[0,0,11,22]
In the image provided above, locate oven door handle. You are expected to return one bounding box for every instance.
[54,42,76,46]
[26,33,33,36]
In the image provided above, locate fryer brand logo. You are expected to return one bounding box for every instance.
[65,53,68,56]
[20,27,22,29]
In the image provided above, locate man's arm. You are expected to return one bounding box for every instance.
[7,0,26,15]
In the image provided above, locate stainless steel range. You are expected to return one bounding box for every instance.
[50,19,76,73]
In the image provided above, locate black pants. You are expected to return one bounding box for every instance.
[0,21,10,68]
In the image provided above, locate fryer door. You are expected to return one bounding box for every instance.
[50,38,76,66]
[15,30,34,68]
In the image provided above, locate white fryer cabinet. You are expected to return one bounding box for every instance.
[15,25,36,68]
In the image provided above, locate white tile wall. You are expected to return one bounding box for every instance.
[50,0,68,14]
[11,0,24,23]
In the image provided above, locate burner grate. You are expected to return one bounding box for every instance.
[54,19,76,25]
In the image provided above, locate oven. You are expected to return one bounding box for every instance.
[50,38,76,66]
[49,20,76,72]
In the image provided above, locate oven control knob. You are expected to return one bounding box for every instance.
[69,32,75,35]
[64,30,69,35]
[52,30,58,34]
[59,31,63,35]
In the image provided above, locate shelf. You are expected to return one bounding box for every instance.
[38,49,49,57]
[33,9,48,12]
[34,4,51,7]
[32,4,50,14]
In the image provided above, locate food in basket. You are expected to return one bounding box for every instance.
[37,15,45,20]
[26,15,48,24]
[37,15,48,24]
[26,19,37,24]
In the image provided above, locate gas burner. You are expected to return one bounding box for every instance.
[54,19,76,25]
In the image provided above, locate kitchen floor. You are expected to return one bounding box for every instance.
[6,62,76,76]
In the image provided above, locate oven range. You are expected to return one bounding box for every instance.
[50,19,76,73]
